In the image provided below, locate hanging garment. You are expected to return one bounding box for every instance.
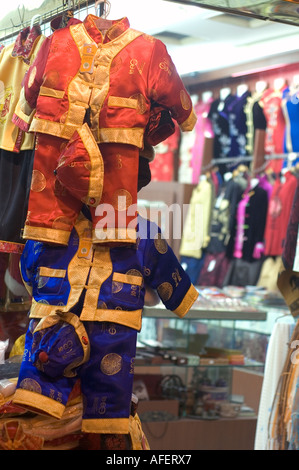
[256,256,282,293]
[0,149,34,249]
[281,87,299,153]
[227,184,268,262]
[150,122,180,181]
[13,212,198,433]
[179,177,214,259]
[197,251,231,287]
[178,123,197,183]
[244,91,267,156]
[190,98,213,184]
[0,25,44,152]
[206,188,232,254]
[259,87,286,173]
[224,258,263,287]
[207,94,236,175]
[264,171,298,257]
[227,90,251,161]
[254,321,291,450]
[281,177,299,270]
[0,27,45,251]
[13,15,196,246]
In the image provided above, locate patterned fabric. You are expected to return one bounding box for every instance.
[19,213,198,325]
[13,14,196,246]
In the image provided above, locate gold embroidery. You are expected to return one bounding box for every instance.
[99,127,144,147]
[28,66,37,88]
[180,109,197,132]
[130,94,147,114]
[112,280,123,293]
[43,70,60,88]
[82,247,112,318]
[39,267,66,278]
[159,58,172,76]
[13,389,66,419]
[100,353,122,375]
[173,284,199,318]
[115,154,123,169]
[180,89,191,111]
[112,272,143,286]
[30,170,46,192]
[112,189,132,211]
[82,417,129,434]
[129,59,145,76]
[19,378,42,394]
[108,96,138,109]
[157,282,173,301]
[77,123,104,204]
[39,86,65,99]
[154,233,168,254]
[93,227,137,244]
[80,307,142,330]
[23,225,71,245]
[172,268,182,287]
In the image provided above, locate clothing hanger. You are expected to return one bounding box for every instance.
[94,0,112,31]
[30,15,42,30]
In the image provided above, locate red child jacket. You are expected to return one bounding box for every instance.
[14,15,196,147]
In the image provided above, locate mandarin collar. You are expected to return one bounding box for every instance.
[11,25,42,63]
[83,14,130,44]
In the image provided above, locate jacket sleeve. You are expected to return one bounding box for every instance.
[12,36,52,131]
[147,38,197,133]
[143,221,198,318]
[20,240,42,295]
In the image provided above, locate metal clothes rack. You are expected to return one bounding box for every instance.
[201,152,299,174]
[0,0,98,45]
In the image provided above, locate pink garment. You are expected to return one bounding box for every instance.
[233,191,249,258]
[191,99,214,184]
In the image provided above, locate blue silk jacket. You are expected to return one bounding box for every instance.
[20,213,198,330]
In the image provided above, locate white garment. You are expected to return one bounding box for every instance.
[254,321,291,450]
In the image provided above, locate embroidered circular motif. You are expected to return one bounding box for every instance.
[154,233,168,254]
[112,280,123,293]
[31,169,46,192]
[126,269,143,286]
[130,93,147,114]
[180,89,191,110]
[112,189,132,211]
[157,282,173,301]
[100,353,122,375]
[143,266,151,276]
[28,66,37,88]
[19,378,42,394]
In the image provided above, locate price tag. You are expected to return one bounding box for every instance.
[80,43,98,74]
